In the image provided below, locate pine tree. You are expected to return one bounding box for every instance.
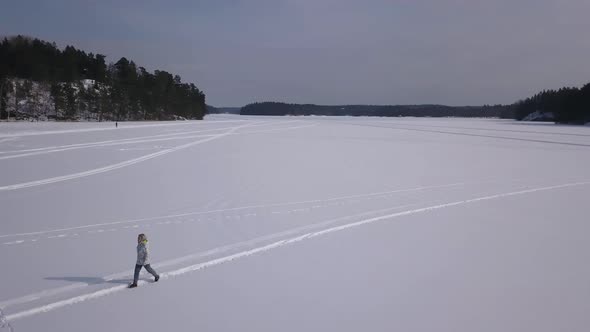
[50,82,65,119]
[63,83,77,120]
[0,77,11,119]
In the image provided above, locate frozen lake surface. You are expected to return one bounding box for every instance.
[1,115,590,331]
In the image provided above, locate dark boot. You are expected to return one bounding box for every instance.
[128,282,138,288]
[144,264,159,282]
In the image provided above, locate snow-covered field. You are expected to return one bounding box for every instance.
[1,116,590,331]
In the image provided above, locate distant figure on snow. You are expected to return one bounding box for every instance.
[115,121,118,128]
[0,308,13,332]
[129,233,160,288]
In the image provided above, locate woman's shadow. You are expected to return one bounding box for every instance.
[44,276,129,285]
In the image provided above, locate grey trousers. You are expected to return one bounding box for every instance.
[133,264,159,283]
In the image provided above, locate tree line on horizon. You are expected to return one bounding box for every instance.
[1,36,589,124]
[0,35,206,121]
[514,84,590,124]
[241,82,590,124]
[241,103,515,118]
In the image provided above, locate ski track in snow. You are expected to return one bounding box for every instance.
[0,120,248,138]
[0,126,236,159]
[4,180,589,322]
[365,121,590,138]
[0,201,426,310]
[0,178,512,240]
[0,128,240,191]
[0,120,304,158]
[0,120,310,192]
[0,137,16,144]
[343,122,590,148]
[0,192,432,245]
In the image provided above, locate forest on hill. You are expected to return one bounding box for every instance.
[0,36,206,121]
[514,83,590,124]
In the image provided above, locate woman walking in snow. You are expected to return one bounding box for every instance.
[129,233,160,288]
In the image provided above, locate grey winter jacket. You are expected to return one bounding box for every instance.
[136,241,150,265]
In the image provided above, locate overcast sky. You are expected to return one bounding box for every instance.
[2,0,590,106]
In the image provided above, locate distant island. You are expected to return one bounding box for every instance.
[0,36,206,121]
[240,103,514,119]
[240,82,590,125]
[206,105,240,115]
[239,80,590,124]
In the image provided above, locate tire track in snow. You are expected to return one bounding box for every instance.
[5,180,589,322]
